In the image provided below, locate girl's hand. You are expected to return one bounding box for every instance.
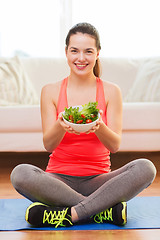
[58,112,80,135]
[58,110,103,135]
[85,110,103,134]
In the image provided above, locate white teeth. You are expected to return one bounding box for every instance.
[76,64,86,67]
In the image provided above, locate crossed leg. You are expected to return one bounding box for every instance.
[11,158,156,222]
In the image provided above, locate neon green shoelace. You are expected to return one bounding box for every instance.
[93,208,113,223]
[43,208,73,228]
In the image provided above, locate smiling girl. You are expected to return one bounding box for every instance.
[11,22,156,228]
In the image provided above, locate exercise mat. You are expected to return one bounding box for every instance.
[0,196,160,231]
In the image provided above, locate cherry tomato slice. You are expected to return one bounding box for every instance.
[86,119,92,123]
[81,114,85,118]
[76,119,83,124]
[69,115,73,120]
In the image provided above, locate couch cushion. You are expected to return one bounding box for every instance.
[0,132,45,152]
[100,58,141,99]
[123,102,160,130]
[0,106,41,132]
[21,58,70,97]
[0,103,159,152]
[21,57,141,99]
[0,103,159,133]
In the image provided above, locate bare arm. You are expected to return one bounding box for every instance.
[40,84,66,152]
[94,83,123,153]
[41,84,80,152]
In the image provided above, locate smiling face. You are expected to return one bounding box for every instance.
[65,33,99,78]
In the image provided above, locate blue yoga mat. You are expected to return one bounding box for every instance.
[0,196,160,231]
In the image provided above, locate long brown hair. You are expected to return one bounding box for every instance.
[65,22,101,77]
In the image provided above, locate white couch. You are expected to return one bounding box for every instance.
[0,57,160,152]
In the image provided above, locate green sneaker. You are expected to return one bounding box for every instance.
[25,202,73,228]
[91,202,127,226]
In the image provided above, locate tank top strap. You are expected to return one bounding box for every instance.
[57,77,68,116]
[96,78,107,123]
[57,77,107,124]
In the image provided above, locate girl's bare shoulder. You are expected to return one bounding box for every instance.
[103,80,121,91]
[42,80,62,92]
[41,80,62,103]
[102,80,122,101]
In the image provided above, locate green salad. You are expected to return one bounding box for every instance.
[63,102,99,124]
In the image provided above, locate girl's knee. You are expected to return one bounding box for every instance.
[135,158,157,184]
[10,164,32,189]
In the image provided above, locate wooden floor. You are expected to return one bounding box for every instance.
[0,151,160,239]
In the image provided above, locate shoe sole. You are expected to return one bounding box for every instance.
[121,202,127,225]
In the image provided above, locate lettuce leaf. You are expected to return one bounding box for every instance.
[63,102,99,124]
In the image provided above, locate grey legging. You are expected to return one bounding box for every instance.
[10,158,156,221]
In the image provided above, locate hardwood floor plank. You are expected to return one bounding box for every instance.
[1,230,160,240]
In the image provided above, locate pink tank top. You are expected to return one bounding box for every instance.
[46,77,111,176]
